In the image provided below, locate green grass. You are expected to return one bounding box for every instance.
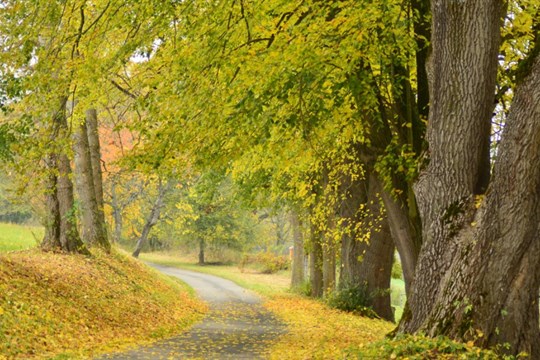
[391,278,406,321]
[0,222,43,252]
[140,252,291,297]
[142,251,408,322]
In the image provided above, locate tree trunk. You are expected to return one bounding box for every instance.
[85,109,105,211]
[401,0,504,333]
[41,154,61,251]
[111,180,123,243]
[86,109,110,245]
[378,182,419,297]
[198,238,205,265]
[339,168,368,285]
[52,98,88,254]
[340,170,394,321]
[322,232,336,295]
[290,211,305,288]
[132,179,169,258]
[309,224,324,297]
[361,173,394,322]
[404,54,540,356]
[73,116,109,251]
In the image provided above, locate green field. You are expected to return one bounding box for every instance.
[0,222,43,252]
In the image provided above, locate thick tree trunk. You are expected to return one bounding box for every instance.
[86,109,110,245]
[309,224,324,297]
[85,109,105,211]
[73,116,109,251]
[409,55,540,356]
[362,173,394,322]
[290,211,305,288]
[132,179,169,258]
[401,0,504,333]
[339,173,368,287]
[378,183,419,297]
[50,99,88,254]
[340,171,395,321]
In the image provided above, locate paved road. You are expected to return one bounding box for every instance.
[98,264,285,359]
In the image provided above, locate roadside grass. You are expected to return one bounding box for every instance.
[140,252,291,297]
[0,222,43,252]
[142,251,511,359]
[0,249,207,359]
[141,252,395,359]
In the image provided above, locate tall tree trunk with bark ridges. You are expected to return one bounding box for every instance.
[49,98,88,254]
[404,53,540,357]
[73,114,110,251]
[401,0,503,333]
[399,0,540,356]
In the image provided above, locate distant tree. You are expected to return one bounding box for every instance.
[132,178,172,258]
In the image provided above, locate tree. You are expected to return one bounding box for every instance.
[339,169,394,321]
[173,173,256,265]
[290,211,306,289]
[73,109,110,250]
[397,0,540,356]
[41,99,88,254]
[132,178,172,258]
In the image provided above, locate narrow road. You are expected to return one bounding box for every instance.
[98,263,285,360]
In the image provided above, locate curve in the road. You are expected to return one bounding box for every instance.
[97,263,285,360]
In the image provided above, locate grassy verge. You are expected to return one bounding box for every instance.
[141,252,395,359]
[0,249,207,359]
[140,252,291,297]
[0,223,43,252]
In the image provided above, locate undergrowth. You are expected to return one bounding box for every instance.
[325,282,378,318]
[348,334,528,359]
[239,252,290,274]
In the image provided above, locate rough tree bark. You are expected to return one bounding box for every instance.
[85,109,105,211]
[290,211,305,288]
[73,113,109,251]
[404,53,540,356]
[132,179,170,258]
[400,0,504,333]
[41,98,88,254]
[398,0,540,356]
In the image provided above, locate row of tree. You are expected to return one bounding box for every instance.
[1,0,539,356]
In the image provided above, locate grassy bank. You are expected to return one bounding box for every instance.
[0,249,207,359]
